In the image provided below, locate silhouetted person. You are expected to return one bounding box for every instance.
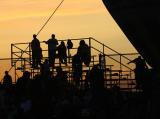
[55,67,68,81]
[99,54,106,70]
[40,59,50,79]
[84,70,90,89]
[128,56,148,89]
[89,64,104,90]
[2,71,12,88]
[54,67,68,98]
[67,39,73,56]
[77,40,91,66]
[16,71,31,96]
[57,41,67,65]
[72,53,83,88]
[31,34,41,68]
[43,34,58,67]
[37,47,43,66]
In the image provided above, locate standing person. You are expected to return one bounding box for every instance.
[89,64,104,90]
[43,34,58,67]
[31,34,41,68]
[37,47,43,66]
[40,59,50,79]
[67,39,73,63]
[2,71,12,88]
[72,52,83,88]
[57,41,67,65]
[77,40,91,66]
[128,56,148,89]
[67,39,73,56]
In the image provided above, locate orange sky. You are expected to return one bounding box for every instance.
[0,0,137,58]
[0,0,138,81]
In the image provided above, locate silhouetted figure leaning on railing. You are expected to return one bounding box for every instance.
[128,56,148,89]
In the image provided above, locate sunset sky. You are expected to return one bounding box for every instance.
[0,0,137,58]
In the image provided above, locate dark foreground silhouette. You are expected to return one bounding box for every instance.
[0,65,154,119]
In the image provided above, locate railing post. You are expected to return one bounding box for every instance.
[15,63,16,83]
[11,44,13,66]
[23,58,26,72]
[29,43,31,66]
[118,54,122,86]
[103,43,104,55]
[89,37,91,71]
[120,54,122,72]
[89,37,91,47]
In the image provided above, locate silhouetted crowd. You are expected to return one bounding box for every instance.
[0,65,154,119]
[31,34,91,69]
[0,34,156,119]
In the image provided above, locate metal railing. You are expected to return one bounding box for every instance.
[1,37,139,89]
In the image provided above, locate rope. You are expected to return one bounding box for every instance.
[36,0,65,36]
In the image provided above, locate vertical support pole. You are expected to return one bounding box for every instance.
[21,50,23,70]
[120,54,122,72]
[11,44,13,66]
[103,43,104,56]
[29,43,31,66]
[119,55,122,86]
[23,58,26,72]
[67,39,70,63]
[89,37,91,71]
[15,63,16,83]
[102,44,105,87]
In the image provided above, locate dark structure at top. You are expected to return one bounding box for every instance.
[102,0,160,71]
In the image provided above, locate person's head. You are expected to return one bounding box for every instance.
[79,40,85,46]
[5,71,8,75]
[51,34,55,38]
[68,39,71,43]
[33,34,37,38]
[61,41,65,45]
[23,71,30,79]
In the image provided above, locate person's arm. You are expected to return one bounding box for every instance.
[43,41,47,44]
[43,40,48,44]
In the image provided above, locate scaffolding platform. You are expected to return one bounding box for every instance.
[6,37,139,91]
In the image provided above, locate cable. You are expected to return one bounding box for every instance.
[36,0,65,36]
[7,0,65,77]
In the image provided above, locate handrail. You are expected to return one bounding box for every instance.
[91,46,133,71]
[90,37,137,62]
[106,53,139,56]
[12,45,30,56]
[11,37,137,70]
[8,37,138,81]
